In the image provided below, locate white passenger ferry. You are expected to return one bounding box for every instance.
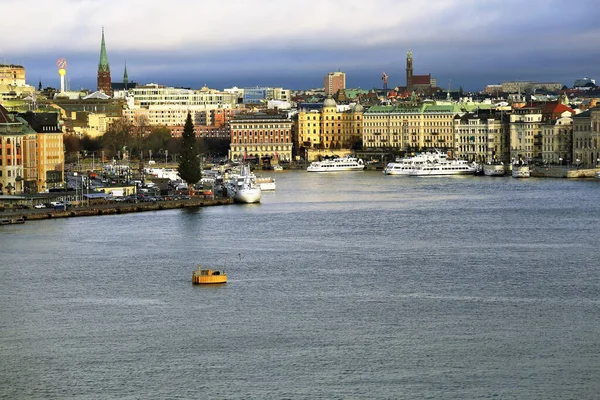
[383,150,447,175]
[307,156,365,172]
[409,159,479,176]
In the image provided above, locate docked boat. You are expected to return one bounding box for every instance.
[192,265,227,284]
[307,156,365,172]
[483,161,506,176]
[256,176,276,191]
[408,159,479,176]
[225,164,261,203]
[272,164,284,171]
[383,150,447,175]
[512,159,530,178]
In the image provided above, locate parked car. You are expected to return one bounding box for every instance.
[34,204,46,209]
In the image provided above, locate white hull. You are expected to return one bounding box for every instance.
[307,156,364,172]
[512,166,530,178]
[384,150,447,175]
[483,164,506,176]
[257,179,276,191]
[226,164,262,203]
[233,188,261,203]
[409,161,478,176]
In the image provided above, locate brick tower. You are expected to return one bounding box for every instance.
[97,27,113,96]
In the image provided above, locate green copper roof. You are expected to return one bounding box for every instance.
[98,28,110,72]
[365,102,466,115]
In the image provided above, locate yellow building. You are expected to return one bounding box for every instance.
[0,64,26,86]
[296,96,363,160]
[363,102,458,154]
[1,108,65,194]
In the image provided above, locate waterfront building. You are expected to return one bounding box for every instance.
[541,108,573,165]
[0,105,25,194]
[228,113,293,163]
[0,106,64,194]
[362,102,458,154]
[324,72,346,96]
[454,111,510,163]
[509,105,543,162]
[19,111,65,193]
[572,107,600,167]
[97,28,112,96]
[296,96,363,160]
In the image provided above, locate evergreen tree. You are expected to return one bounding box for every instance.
[177,112,202,188]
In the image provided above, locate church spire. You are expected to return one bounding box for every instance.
[98,27,110,72]
[97,27,112,95]
[123,62,129,84]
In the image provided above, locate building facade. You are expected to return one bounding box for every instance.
[572,107,600,167]
[324,72,346,96]
[296,97,363,159]
[363,103,458,154]
[509,106,543,162]
[0,106,64,194]
[542,112,573,165]
[0,64,26,86]
[454,111,510,163]
[228,113,293,163]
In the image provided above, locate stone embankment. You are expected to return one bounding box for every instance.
[1,197,234,223]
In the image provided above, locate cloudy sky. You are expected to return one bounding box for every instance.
[2,0,599,92]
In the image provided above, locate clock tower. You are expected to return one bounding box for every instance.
[406,50,413,93]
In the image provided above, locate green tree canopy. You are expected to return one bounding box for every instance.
[177,113,202,186]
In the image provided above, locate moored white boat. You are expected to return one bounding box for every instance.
[408,159,479,176]
[307,156,365,172]
[383,150,447,175]
[483,162,506,176]
[225,165,261,203]
[256,176,276,191]
[512,160,530,178]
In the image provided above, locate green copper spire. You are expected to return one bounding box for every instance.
[123,61,128,84]
[98,27,110,72]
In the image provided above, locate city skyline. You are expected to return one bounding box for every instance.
[1,0,599,92]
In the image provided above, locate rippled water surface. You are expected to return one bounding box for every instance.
[2,172,600,399]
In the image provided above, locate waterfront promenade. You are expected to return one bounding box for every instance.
[0,196,233,224]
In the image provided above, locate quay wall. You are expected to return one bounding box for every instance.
[2,197,234,222]
[531,166,599,179]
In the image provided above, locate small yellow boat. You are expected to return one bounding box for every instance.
[192,265,227,284]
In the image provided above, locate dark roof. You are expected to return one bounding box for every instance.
[0,105,15,124]
[111,82,138,90]
[17,111,62,133]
